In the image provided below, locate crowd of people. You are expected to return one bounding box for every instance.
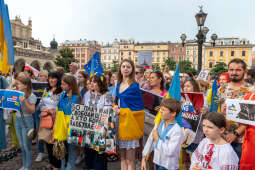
[0,58,254,170]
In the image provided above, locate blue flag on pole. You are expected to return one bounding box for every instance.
[209,77,220,112]
[84,52,104,77]
[168,64,182,126]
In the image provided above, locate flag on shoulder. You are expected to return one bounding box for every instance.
[84,51,104,77]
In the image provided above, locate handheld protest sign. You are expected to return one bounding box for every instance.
[181,92,204,148]
[226,99,255,126]
[0,89,24,111]
[68,104,117,153]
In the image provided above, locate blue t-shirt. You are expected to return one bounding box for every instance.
[108,86,116,96]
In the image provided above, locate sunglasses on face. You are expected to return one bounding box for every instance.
[136,72,141,75]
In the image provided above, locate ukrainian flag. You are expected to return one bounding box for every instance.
[0,0,14,74]
[154,64,182,126]
[84,51,104,78]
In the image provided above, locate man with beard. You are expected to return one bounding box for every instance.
[217,58,253,160]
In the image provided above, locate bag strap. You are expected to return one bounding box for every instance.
[20,105,28,129]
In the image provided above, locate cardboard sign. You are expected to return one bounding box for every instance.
[0,89,24,111]
[181,92,204,147]
[68,104,116,153]
[226,99,255,126]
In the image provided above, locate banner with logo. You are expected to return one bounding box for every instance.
[226,99,255,126]
[68,104,116,153]
[181,92,204,147]
[0,89,24,111]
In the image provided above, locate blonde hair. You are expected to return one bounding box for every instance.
[39,70,48,77]
[17,75,32,98]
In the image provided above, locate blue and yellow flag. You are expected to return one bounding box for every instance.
[0,0,14,74]
[154,64,182,126]
[209,77,220,112]
[84,51,104,78]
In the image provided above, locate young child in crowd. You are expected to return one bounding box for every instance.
[15,75,37,170]
[141,98,184,170]
[190,112,239,170]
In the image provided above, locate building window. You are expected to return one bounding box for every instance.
[179,56,183,61]
[81,48,85,53]
[231,51,235,56]
[180,48,183,52]
[24,42,27,48]
[81,59,85,63]
[108,56,111,60]
[157,52,160,56]
[242,51,246,56]
[163,58,166,62]
[172,48,175,52]
[81,54,85,58]
[232,41,235,45]
[220,51,224,57]
[221,41,224,45]
[209,62,213,68]
[135,57,138,62]
[171,56,174,61]
[158,45,160,48]
[37,45,40,50]
[187,50,189,55]
[128,52,131,56]
[157,57,160,62]
[104,56,106,60]
[114,56,117,60]
[121,52,123,56]
[163,52,166,56]
[209,51,213,57]
[141,46,143,49]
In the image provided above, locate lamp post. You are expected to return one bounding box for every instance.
[180,6,217,72]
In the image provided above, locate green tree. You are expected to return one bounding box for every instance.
[54,48,76,72]
[110,60,120,73]
[164,58,176,70]
[152,63,160,71]
[210,62,228,76]
[179,60,198,75]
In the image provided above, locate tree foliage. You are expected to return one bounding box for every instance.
[110,60,119,73]
[179,60,198,75]
[210,62,228,76]
[54,48,76,72]
[152,63,160,71]
[162,58,176,70]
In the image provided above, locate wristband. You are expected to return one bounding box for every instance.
[233,130,239,137]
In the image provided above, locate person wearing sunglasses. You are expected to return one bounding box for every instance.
[135,66,150,90]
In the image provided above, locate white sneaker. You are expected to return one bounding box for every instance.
[35,152,45,162]
[75,154,84,165]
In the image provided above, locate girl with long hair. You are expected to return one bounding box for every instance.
[113,59,144,170]
[83,74,113,170]
[53,75,81,170]
[78,71,88,99]
[15,75,37,170]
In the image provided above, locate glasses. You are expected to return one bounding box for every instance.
[136,72,140,75]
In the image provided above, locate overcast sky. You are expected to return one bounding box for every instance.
[5,0,255,47]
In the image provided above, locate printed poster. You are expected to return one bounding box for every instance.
[0,89,24,111]
[226,99,255,126]
[181,92,204,148]
[68,104,117,153]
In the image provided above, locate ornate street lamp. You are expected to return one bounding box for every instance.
[180,6,217,72]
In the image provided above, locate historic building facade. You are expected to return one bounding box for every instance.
[204,38,254,70]
[119,39,135,61]
[168,43,186,63]
[59,39,101,69]
[11,16,55,66]
[101,39,119,69]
